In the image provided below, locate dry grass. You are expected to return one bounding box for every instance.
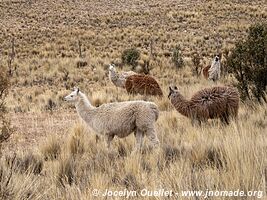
[0,0,267,199]
[1,107,267,199]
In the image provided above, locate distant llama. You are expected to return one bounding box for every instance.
[125,74,163,96]
[208,55,221,81]
[108,64,136,88]
[168,86,239,125]
[64,88,160,152]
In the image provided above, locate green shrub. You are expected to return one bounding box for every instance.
[172,45,184,69]
[121,48,140,67]
[226,23,267,102]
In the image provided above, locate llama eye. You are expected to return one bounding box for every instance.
[71,95,73,97]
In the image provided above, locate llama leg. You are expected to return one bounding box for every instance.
[146,127,160,148]
[224,115,229,125]
[105,134,114,149]
[191,118,202,126]
[220,113,229,125]
[233,115,240,132]
[116,88,119,99]
[133,129,144,152]
[95,135,100,143]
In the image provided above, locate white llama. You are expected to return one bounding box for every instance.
[108,64,136,88]
[64,88,160,152]
[208,55,221,81]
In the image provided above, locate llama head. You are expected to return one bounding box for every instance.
[64,87,80,103]
[215,55,220,62]
[108,64,116,72]
[168,86,179,99]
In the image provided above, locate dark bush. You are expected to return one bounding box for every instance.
[76,59,88,68]
[45,98,56,113]
[13,153,43,175]
[121,48,140,67]
[0,69,9,114]
[0,68,11,149]
[226,23,267,102]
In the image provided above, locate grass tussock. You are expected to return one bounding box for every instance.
[56,156,75,187]
[67,123,86,157]
[0,153,44,200]
[40,136,61,161]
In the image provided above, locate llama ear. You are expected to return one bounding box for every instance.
[169,86,173,92]
[76,87,80,94]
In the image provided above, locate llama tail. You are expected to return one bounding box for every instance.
[149,102,159,121]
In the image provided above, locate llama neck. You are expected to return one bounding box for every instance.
[75,92,95,121]
[109,70,119,81]
[171,94,191,117]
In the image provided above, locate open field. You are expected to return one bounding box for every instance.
[0,0,267,199]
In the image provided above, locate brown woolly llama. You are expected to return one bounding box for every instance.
[125,74,163,96]
[168,86,239,125]
[202,65,210,79]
